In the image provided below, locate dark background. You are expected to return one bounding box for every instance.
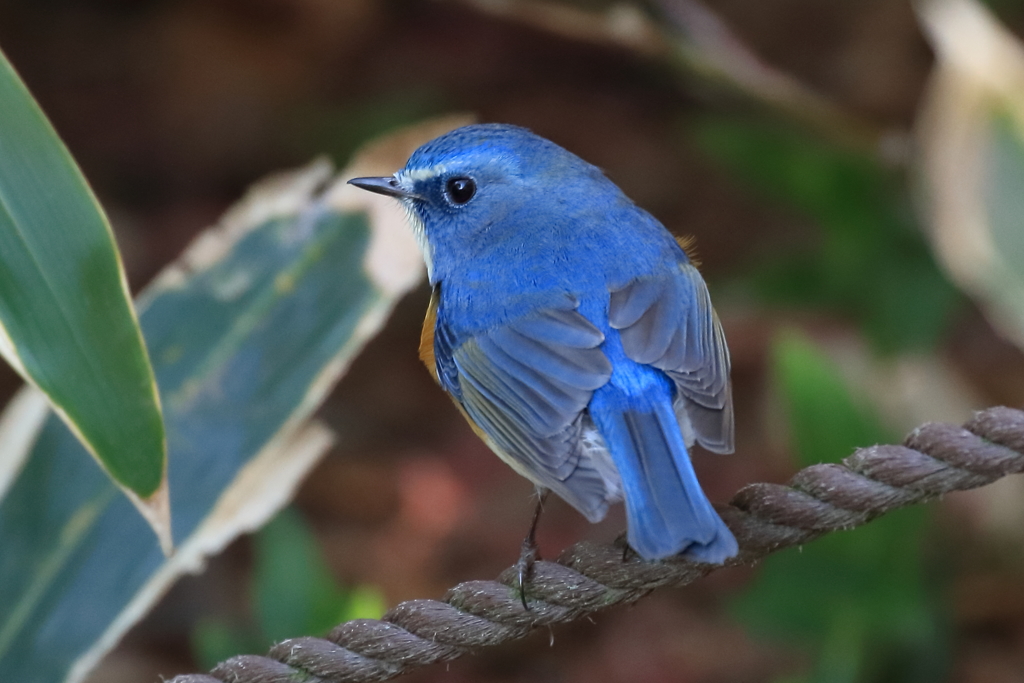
[2,1,1024,681]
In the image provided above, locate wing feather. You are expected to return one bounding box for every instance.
[607,277,663,329]
[439,304,616,519]
[512,307,606,347]
[609,263,734,453]
[488,327,610,389]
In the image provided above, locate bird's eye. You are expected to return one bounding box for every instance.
[445,177,476,205]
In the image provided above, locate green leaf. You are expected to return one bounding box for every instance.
[254,508,384,642]
[253,508,353,642]
[693,118,960,353]
[0,115,469,683]
[985,117,1024,278]
[0,48,167,533]
[190,618,263,672]
[732,331,947,683]
[343,585,387,622]
[771,331,888,467]
[190,508,386,669]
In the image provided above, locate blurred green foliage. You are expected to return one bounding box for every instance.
[984,0,1024,18]
[692,118,960,353]
[191,508,385,668]
[985,115,1024,282]
[692,113,965,680]
[731,332,948,683]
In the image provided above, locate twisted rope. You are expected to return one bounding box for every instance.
[168,406,1024,683]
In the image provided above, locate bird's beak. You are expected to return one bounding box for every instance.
[347,176,419,200]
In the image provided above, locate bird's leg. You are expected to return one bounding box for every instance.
[516,487,549,609]
[621,541,637,563]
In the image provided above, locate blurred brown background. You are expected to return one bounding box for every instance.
[3,1,1024,681]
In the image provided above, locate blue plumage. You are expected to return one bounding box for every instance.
[349,124,737,562]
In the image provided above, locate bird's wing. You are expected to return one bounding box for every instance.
[429,295,616,520]
[608,262,734,453]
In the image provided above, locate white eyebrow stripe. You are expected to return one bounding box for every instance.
[400,164,448,182]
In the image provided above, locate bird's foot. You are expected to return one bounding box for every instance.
[515,535,539,610]
[516,488,549,609]
[619,535,639,563]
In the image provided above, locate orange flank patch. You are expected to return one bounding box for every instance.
[675,234,701,268]
[419,287,440,384]
[418,288,494,446]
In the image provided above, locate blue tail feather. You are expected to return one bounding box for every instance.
[591,390,737,562]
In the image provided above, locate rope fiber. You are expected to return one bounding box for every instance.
[167,406,1024,683]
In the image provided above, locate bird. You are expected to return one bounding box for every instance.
[349,123,737,565]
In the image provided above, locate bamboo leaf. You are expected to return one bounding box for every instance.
[916,0,1024,351]
[0,47,169,545]
[0,115,471,683]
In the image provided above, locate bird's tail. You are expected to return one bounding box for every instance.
[591,393,738,562]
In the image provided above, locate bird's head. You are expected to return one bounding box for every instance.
[348,124,609,282]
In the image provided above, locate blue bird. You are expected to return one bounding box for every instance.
[349,124,737,564]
